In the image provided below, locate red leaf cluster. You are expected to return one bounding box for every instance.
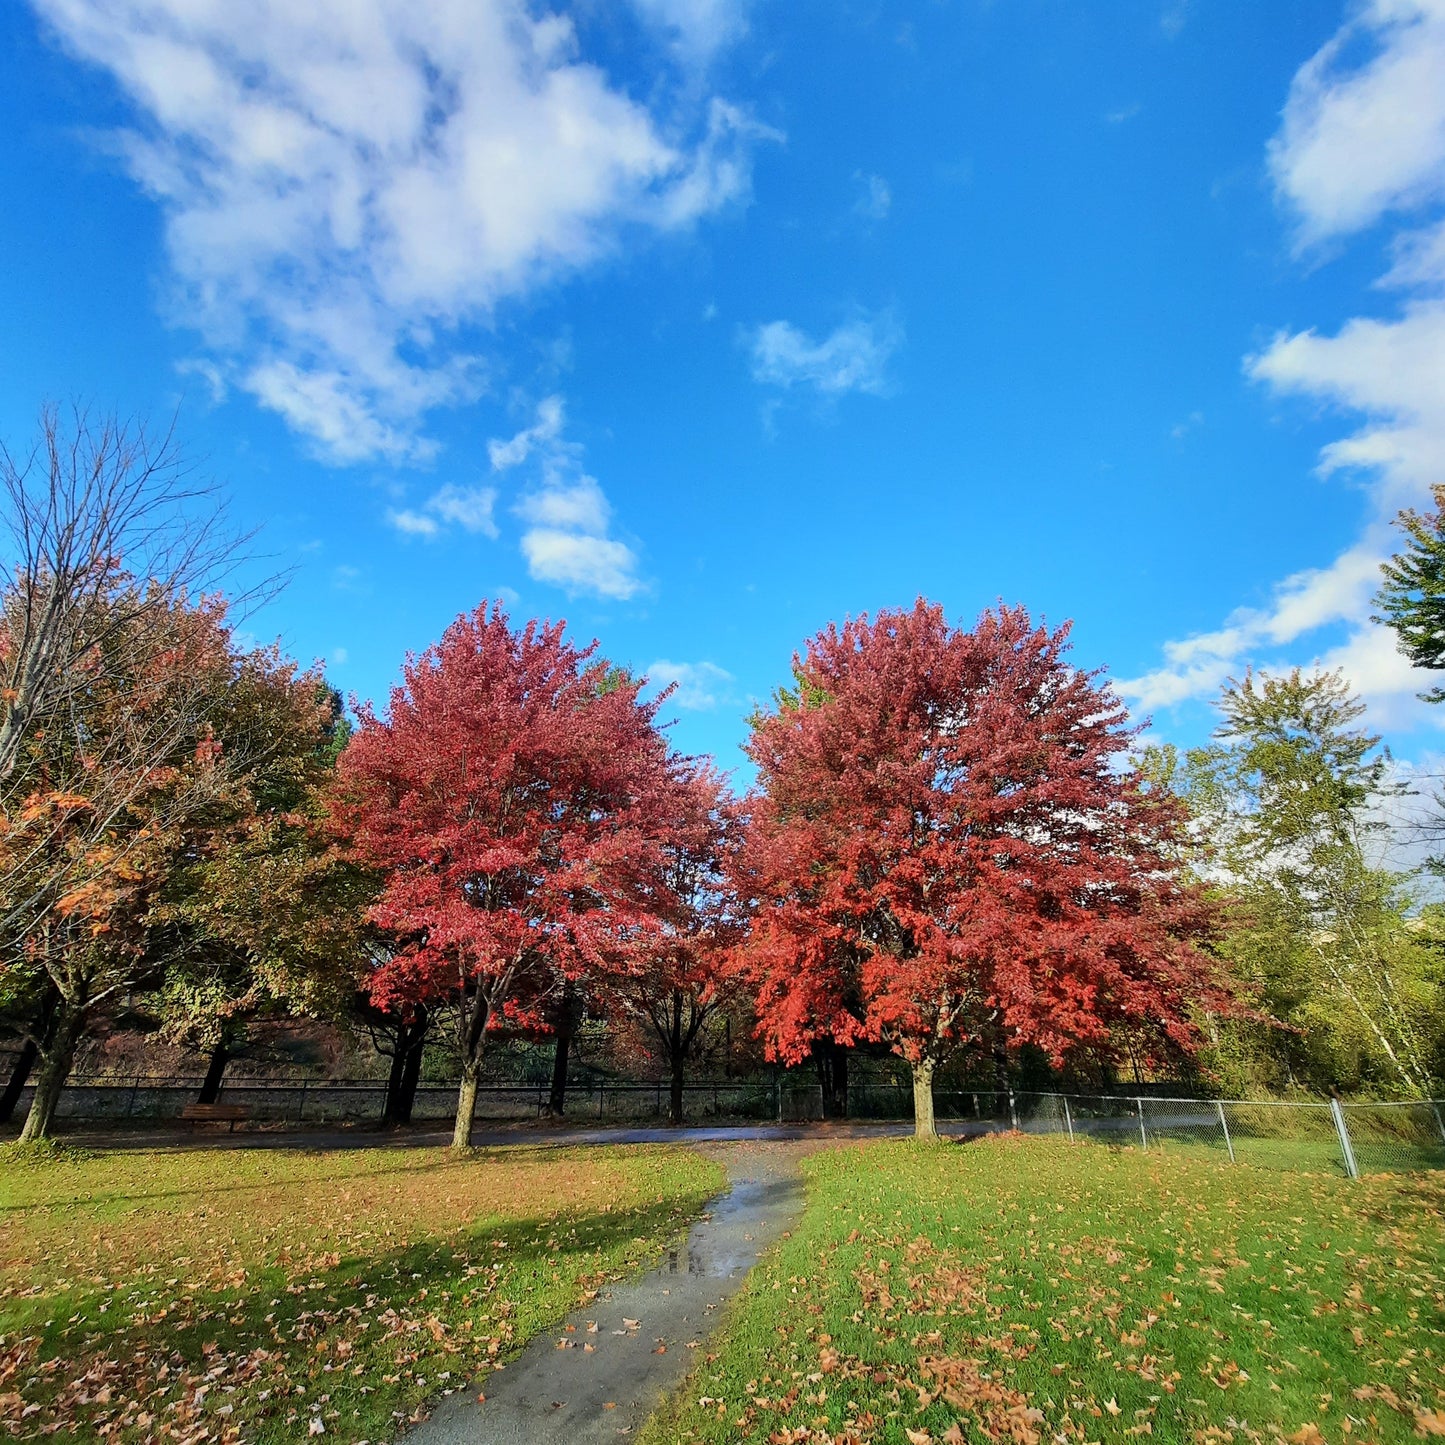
[335,604,682,1029]
[736,600,1223,1071]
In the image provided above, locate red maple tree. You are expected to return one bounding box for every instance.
[334,603,679,1149]
[601,762,745,1124]
[736,600,1223,1136]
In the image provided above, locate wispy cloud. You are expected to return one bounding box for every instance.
[491,397,642,599]
[387,483,498,541]
[1120,0,1445,732]
[647,659,735,710]
[747,311,903,397]
[33,0,768,463]
[853,171,892,221]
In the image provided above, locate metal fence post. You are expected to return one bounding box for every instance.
[1431,1100,1445,1146]
[297,1080,308,1124]
[1329,1097,1359,1179]
[1216,1100,1236,1163]
[775,1075,783,1124]
[1136,1097,1147,1151]
[1008,1090,1019,1131]
[1062,1095,1075,1143]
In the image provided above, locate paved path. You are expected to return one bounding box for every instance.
[401,1142,808,1445]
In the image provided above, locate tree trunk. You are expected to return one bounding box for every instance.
[0,982,61,1126]
[816,1039,849,1119]
[396,1026,425,1125]
[381,1041,408,1126]
[196,1038,230,1105]
[988,1040,1011,1092]
[912,1057,938,1140]
[668,1054,685,1125]
[453,1064,480,1151]
[452,990,490,1152]
[18,999,83,1144]
[547,1026,571,1117]
[0,1036,38,1126]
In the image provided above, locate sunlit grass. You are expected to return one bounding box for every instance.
[0,1140,723,1443]
[641,1136,1445,1444]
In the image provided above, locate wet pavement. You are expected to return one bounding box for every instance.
[400,1142,809,1445]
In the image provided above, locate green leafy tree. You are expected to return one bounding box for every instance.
[151,682,368,1102]
[1376,484,1445,701]
[1185,670,1444,1097]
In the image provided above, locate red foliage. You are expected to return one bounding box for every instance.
[736,600,1223,1083]
[599,762,746,1118]
[333,603,681,1141]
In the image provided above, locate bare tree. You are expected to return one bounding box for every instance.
[0,404,261,788]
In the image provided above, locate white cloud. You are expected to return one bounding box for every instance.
[517,475,611,535]
[520,531,639,599]
[747,312,902,397]
[490,396,642,599]
[387,482,498,540]
[488,395,566,471]
[1121,1,1445,733]
[331,646,349,666]
[34,0,768,462]
[647,659,735,710]
[1268,0,1445,246]
[853,171,891,221]
[628,0,750,58]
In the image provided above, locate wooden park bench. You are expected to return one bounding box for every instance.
[179,1102,250,1132]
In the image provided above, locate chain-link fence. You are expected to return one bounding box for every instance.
[6,1074,794,1126]
[9,1072,1444,1176]
[924,1089,1445,1178]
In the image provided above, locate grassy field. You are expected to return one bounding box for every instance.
[0,1140,723,1443]
[641,1136,1445,1445]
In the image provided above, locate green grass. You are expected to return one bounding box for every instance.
[640,1135,1445,1445]
[0,1139,723,1443]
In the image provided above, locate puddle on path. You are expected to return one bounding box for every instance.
[402,1143,806,1445]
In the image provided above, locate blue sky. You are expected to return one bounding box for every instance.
[3,0,1444,785]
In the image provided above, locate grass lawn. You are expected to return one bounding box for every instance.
[641,1136,1445,1445]
[0,1139,723,1443]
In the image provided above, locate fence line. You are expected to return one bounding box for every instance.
[7,1074,1443,1177]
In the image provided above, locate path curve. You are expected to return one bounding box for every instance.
[402,1142,806,1445]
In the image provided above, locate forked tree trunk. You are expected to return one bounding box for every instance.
[816,1039,849,1119]
[18,1000,83,1144]
[382,1017,428,1127]
[196,1039,230,1105]
[912,1056,938,1140]
[0,1037,39,1126]
[396,1029,424,1124]
[0,982,61,1125]
[382,1042,407,1124]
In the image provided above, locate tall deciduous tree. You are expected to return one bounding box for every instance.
[152,682,364,1103]
[334,603,681,1150]
[738,601,1221,1137]
[603,764,743,1124]
[1185,669,1443,1097]
[0,589,319,1140]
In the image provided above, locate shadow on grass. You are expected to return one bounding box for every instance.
[3,1180,711,1444]
[0,1140,670,1213]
